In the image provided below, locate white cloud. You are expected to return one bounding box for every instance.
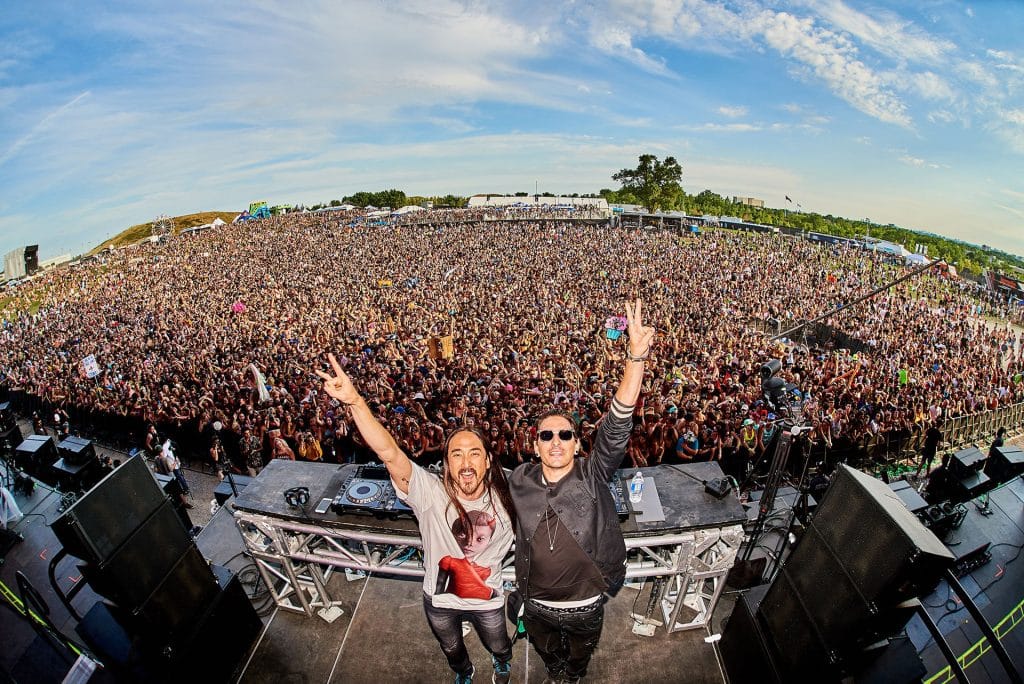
[812,0,954,64]
[718,105,748,118]
[0,90,90,167]
[760,11,911,127]
[588,25,672,76]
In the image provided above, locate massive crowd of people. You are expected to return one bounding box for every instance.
[1,209,1021,484]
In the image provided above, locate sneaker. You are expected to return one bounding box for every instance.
[455,665,474,684]
[491,656,511,684]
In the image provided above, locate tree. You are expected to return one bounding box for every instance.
[612,154,684,213]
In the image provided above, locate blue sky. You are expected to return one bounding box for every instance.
[2,0,1023,261]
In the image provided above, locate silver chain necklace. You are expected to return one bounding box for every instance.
[544,508,556,552]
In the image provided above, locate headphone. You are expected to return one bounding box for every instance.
[284,486,309,508]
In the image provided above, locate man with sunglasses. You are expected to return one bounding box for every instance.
[510,299,655,684]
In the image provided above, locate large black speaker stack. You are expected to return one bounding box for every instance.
[13,434,59,484]
[24,245,39,276]
[721,464,955,682]
[0,401,21,454]
[51,456,259,680]
[986,443,1024,483]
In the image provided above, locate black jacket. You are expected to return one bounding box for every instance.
[510,399,633,599]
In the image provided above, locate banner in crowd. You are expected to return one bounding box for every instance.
[81,354,101,379]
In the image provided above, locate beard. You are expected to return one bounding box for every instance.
[453,467,485,497]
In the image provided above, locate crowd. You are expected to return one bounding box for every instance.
[1,209,1022,484]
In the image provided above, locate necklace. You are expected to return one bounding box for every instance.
[544,508,556,552]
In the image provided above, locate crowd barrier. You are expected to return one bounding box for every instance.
[2,385,1022,481]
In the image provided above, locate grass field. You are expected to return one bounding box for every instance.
[91,210,237,253]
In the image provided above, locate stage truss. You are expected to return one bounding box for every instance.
[233,511,742,632]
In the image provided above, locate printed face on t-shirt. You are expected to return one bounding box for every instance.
[452,509,497,560]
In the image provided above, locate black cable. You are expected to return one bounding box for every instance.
[918,539,1024,648]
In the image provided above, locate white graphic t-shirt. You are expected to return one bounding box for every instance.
[397,463,513,610]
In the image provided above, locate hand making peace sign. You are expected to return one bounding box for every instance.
[624,299,656,360]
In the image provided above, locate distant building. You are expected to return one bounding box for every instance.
[39,254,72,270]
[3,245,39,281]
[732,196,764,208]
[466,195,609,214]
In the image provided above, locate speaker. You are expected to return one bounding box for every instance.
[0,401,16,431]
[134,545,220,635]
[758,464,954,678]
[173,565,262,681]
[214,473,254,505]
[985,444,1024,483]
[57,435,96,467]
[51,454,165,562]
[0,423,23,455]
[24,245,39,276]
[14,434,58,481]
[75,565,261,684]
[79,499,193,611]
[948,446,986,480]
[719,585,782,683]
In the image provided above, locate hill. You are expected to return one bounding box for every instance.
[91,211,238,253]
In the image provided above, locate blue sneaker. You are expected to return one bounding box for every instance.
[491,655,511,684]
[455,665,474,684]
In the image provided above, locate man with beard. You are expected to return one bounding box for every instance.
[317,354,515,684]
[510,299,654,684]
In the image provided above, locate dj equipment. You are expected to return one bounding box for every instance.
[332,464,413,517]
[608,477,628,519]
[284,486,309,508]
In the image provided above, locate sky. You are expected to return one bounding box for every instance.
[1,0,1023,262]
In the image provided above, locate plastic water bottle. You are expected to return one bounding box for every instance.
[629,470,645,504]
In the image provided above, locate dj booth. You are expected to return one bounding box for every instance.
[231,460,745,633]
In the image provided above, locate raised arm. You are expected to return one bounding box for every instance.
[315,353,413,493]
[614,299,655,408]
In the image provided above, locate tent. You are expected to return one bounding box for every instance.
[391,205,426,216]
[905,253,931,266]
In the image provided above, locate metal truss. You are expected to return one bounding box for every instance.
[235,510,742,631]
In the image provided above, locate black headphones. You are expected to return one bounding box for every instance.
[284,486,309,508]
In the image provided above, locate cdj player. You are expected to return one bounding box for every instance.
[331,464,414,518]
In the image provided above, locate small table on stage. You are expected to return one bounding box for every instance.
[231,460,746,632]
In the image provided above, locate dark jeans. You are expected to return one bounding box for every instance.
[422,594,512,676]
[523,598,605,679]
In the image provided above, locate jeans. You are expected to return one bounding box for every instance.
[422,594,512,676]
[523,598,605,679]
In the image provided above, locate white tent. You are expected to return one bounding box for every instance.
[905,253,931,266]
[392,205,426,215]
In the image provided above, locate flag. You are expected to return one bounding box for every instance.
[785,195,792,203]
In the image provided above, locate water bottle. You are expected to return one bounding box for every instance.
[629,470,645,504]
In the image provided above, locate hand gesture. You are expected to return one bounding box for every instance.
[315,353,361,406]
[625,299,655,359]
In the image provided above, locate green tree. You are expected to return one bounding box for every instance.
[612,154,684,213]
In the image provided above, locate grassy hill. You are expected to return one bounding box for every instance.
[91,211,238,253]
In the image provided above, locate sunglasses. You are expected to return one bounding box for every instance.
[538,429,576,442]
